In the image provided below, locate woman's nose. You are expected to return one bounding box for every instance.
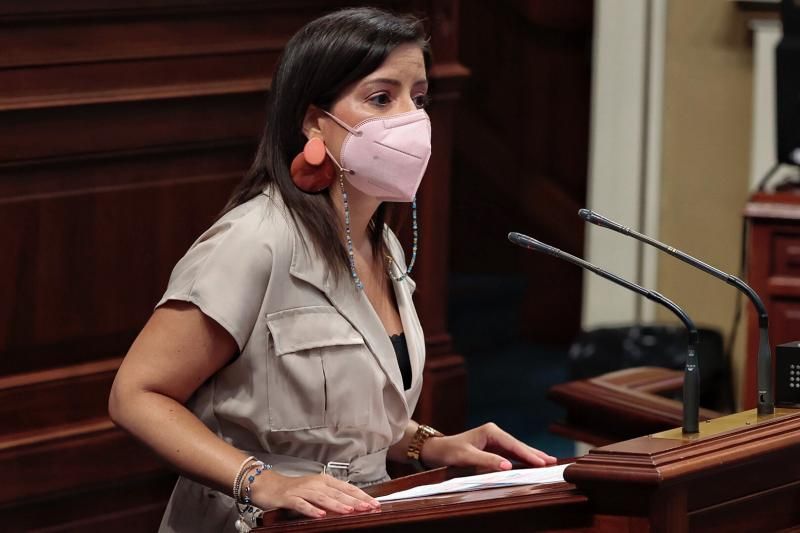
[397,95,418,113]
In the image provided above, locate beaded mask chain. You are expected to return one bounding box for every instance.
[338,172,418,291]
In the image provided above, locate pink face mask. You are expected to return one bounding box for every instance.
[323,109,431,202]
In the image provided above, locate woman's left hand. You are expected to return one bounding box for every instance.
[419,422,557,472]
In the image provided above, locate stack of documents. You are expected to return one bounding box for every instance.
[376,463,572,502]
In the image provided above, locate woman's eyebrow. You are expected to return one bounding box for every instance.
[362,77,428,87]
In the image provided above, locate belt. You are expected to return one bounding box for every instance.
[250,448,389,486]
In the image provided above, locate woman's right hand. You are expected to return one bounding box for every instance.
[253,471,381,518]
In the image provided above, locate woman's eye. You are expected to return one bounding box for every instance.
[414,94,431,109]
[368,93,392,106]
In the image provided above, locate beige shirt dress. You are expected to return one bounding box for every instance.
[156,187,424,532]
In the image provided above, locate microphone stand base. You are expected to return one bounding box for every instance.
[651,407,799,441]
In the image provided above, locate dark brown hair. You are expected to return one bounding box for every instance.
[222,7,431,282]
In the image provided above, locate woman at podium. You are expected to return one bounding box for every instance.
[108,7,556,532]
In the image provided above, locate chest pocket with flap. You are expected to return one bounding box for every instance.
[266,306,367,431]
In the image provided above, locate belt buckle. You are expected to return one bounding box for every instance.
[324,461,350,481]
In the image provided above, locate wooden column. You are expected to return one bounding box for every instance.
[407,0,469,435]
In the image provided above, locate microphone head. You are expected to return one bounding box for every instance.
[508,232,556,255]
[507,231,529,247]
[578,208,618,230]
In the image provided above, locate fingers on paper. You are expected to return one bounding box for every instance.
[482,422,558,466]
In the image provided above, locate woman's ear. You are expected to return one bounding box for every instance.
[301,105,325,140]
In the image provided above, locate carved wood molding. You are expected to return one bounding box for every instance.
[564,408,800,526]
[0,357,170,507]
[0,419,165,504]
[0,357,119,436]
[745,193,800,220]
[1,77,273,113]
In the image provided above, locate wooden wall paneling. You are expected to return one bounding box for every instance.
[1,168,244,374]
[0,51,275,111]
[0,7,305,68]
[2,2,295,528]
[2,472,177,533]
[3,422,161,504]
[0,140,254,200]
[0,358,119,436]
[449,0,592,344]
[0,95,266,161]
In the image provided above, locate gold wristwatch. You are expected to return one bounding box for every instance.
[407,424,444,469]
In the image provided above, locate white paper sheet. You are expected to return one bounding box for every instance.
[376,463,572,502]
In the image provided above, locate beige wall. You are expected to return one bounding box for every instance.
[657,0,754,406]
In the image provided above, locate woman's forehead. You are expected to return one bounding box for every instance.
[364,45,426,83]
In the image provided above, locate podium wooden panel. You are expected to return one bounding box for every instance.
[566,407,800,532]
[255,466,592,532]
[549,368,800,531]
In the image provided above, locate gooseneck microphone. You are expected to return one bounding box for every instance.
[508,231,700,434]
[579,208,774,416]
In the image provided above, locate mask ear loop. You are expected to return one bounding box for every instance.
[319,109,361,175]
[321,109,364,137]
[325,146,354,175]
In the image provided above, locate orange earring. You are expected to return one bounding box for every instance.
[290,137,336,193]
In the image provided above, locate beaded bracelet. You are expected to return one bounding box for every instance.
[235,461,272,533]
[232,457,273,533]
[239,462,272,510]
[232,455,257,503]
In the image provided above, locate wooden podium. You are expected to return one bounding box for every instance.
[253,406,800,531]
[566,407,800,532]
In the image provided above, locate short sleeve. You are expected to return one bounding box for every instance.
[156,201,273,351]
